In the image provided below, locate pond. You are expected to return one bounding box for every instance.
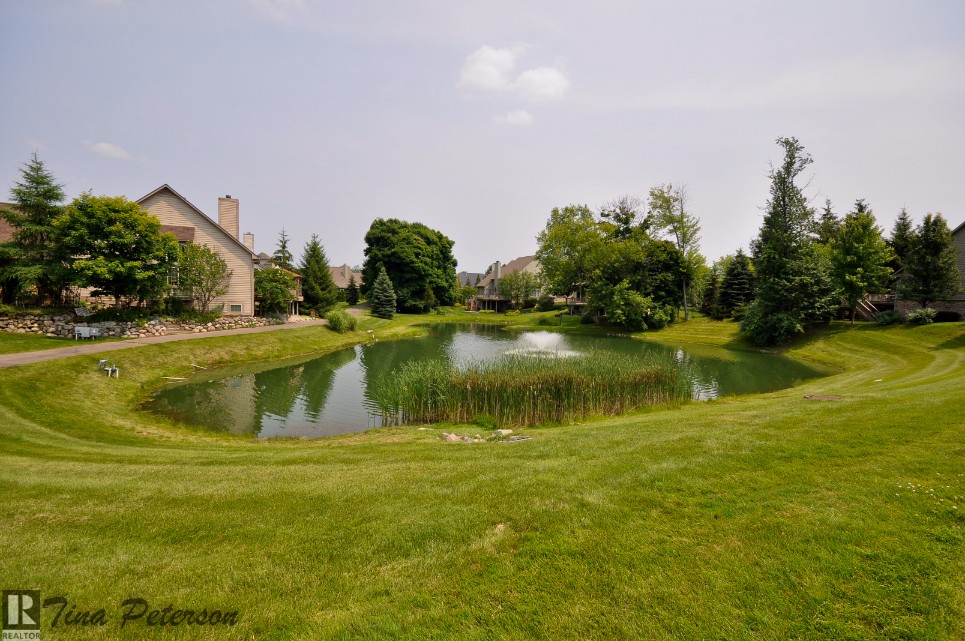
[144,324,824,439]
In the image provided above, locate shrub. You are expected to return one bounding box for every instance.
[740,304,803,346]
[536,294,556,312]
[505,309,521,316]
[89,307,152,323]
[905,307,936,325]
[325,310,357,333]
[875,310,902,325]
[645,305,672,330]
[537,317,556,326]
[580,314,595,325]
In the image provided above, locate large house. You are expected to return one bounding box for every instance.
[329,264,362,292]
[137,185,257,315]
[474,255,542,312]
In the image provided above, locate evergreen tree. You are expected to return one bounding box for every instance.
[829,201,893,323]
[720,248,755,314]
[814,199,842,245]
[272,228,295,271]
[700,263,722,316]
[346,274,360,305]
[370,265,396,319]
[741,137,838,346]
[888,207,915,272]
[0,153,69,304]
[900,213,960,308]
[299,234,339,314]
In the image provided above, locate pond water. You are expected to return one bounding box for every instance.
[144,324,823,439]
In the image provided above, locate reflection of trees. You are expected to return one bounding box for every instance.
[254,364,304,420]
[360,325,456,409]
[299,346,358,420]
[150,375,260,436]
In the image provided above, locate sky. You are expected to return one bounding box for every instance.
[1,0,963,271]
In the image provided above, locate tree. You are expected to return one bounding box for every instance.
[814,199,842,245]
[361,219,456,313]
[346,274,360,305]
[536,204,605,298]
[272,228,295,271]
[649,183,703,320]
[177,243,232,312]
[299,234,339,314]
[0,153,69,304]
[741,137,838,346]
[829,200,893,323]
[497,269,540,310]
[900,213,960,308]
[255,267,296,314]
[55,193,179,307]
[370,265,396,319]
[888,207,915,273]
[720,249,755,314]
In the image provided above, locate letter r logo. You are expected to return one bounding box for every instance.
[2,591,41,630]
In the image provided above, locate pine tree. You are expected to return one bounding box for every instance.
[370,265,396,319]
[741,137,838,346]
[720,249,755,314]
[272,228,294,271]
[0,153,68,304]
[900,213,961,308]
[299,234,339,314]
[888,207,915,272]
[346,274,360,305]
[829,201,893,323]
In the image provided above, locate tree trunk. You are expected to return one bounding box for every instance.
[850,305,856,324]
[682,283,690,321]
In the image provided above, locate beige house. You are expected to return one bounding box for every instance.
[474,255,542,312]
[329,264,362,291]
[137,185,256,315]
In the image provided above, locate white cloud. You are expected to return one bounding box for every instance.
[250,0,305,24]
[459,45,526,91]
[85,141,132,160]
[514,67,570,102]
[496,110,535,127]
[459,45,570,102]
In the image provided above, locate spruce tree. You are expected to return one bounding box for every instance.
[720,249,755,314]
[814,199,841,245]
[888,207,915,272]
[299,234,339,314]
[272,228,294,271]
[900,213,960,308]
[370,265,396,319]
[1,153,68,304]
[346,274,360,305]
[829,201,893,323]
[741,137,838,346]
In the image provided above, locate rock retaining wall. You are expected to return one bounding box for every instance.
[0,315,282,338]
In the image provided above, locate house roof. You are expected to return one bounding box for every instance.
[457,271,484,287]
[160,224,195,243]
[136,184,256,257]
[952,219,964,236]
[477,255,537,288]
[0,203,17,243]
[329,264,361,289]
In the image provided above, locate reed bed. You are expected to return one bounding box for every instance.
[372,351,691,427]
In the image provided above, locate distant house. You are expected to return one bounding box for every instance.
[329,264,362,292]
[457,271,483,288]
[474,256,542,312]
[137,185,257,315]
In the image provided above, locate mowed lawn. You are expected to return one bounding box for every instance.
[0,317,962,640]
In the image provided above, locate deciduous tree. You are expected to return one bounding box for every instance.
[497,269,540,310]
[649,183,703,321]
[177,243,232,312]
[55,193,178,307]
[255,267,296,314]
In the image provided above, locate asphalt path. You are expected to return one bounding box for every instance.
[0,319,326,368]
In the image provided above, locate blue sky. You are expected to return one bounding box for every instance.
[2,0,963,270]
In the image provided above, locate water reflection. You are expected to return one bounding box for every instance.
[145,324,823,438]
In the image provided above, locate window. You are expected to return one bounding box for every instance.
[230,304,242,313]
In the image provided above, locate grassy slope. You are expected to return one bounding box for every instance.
[0,332,93,354]
[0,316,962,640]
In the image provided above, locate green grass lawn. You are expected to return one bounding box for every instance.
[0,331,89,354]
[0,315,962,640]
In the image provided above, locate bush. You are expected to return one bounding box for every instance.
[730,302,750,322]
[536,294,556,312]
[905,307,936,325]
[537,317,556,326]
[875,310,902,325]
[504,309,521,316]
[325,310,357,333]
[740,304,803,346]
[580,313,596,325]
[478,309,495,314]
[89,307,152,323]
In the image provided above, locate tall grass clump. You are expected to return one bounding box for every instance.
[325,310,357,333]
[373,352,691,427]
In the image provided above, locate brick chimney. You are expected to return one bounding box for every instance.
[243,231,255,252]
[218,195,239,240]
[493,261,501,280]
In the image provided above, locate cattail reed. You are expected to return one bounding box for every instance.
[372,351,690,427]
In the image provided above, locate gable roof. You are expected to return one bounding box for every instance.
[952,219,964,236]
[457,271,484,287]
[477,255,537,288]
[136,184,255,257]
[329,264,361,289]
[160,224,195,243]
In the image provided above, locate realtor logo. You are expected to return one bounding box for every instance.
[2,591,40,640]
